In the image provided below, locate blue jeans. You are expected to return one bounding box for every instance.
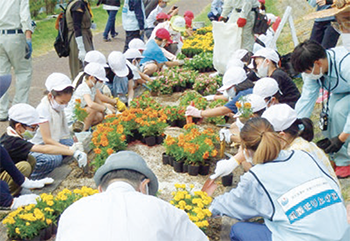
[103,10,118,39]
[230,222,272,241]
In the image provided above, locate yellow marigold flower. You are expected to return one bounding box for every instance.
[46,200,54,206]
[197,212,205,220]
[189,184,194,189]
[170,200,174,205]
[174,183,181,189]
[46,219,52,225]
[185,205,192,211]
[26,222,30,226]
[179,200,186,206]
[15,227,20,234]
[185,194,191,199]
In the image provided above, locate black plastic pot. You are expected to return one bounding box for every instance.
[183,163,188,173]
[169,156,175,166]
[173,85,181,92]
[132,129,142,141]
[168,120,177,127]
[156,135,165,144]
[193,117,201,124]
[221,173,233,187]
[199,164,210,176]
[188,165,200,176]
[186,82,193,89]
[176,119,186,128]
[173,160,184,173]
[144,136,156,146]
[162,153,169,165]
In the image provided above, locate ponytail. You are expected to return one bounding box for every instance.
[283,118,314,142]
[240,117,284,164]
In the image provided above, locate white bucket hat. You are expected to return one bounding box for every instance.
[45,73,73,92]
[170,16,186,32]
[232,49,249,60]
[253,77,281,99]
[128,38,146,51]
[252,48,280,64]
[9,103,47,125]
[108,51,129,77]
[124,48,144,60]
[218,67,247,92]
[226,58,244,71]
[84,50,108,68]
[262,104,297,132]
[84,62,108,83]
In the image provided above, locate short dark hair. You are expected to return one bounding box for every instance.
[100,169,146,191]
[241,51,253,63]
[291,40,327,73]
[51,86,74,97]
[9,119,20,129]
[284,118,314,142]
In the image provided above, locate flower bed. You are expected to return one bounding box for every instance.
[179,90,208,111]
[207,99,228,125]
[193,74,222,96]
[170,183,213,232]
[184,52,215,73]
[182,27,213,58]
[2,187,98,240]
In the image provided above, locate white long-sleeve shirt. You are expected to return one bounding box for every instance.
[145,4,163,29]
[221,0,259,19]
[0,0,32,32]
[57,182,209,241]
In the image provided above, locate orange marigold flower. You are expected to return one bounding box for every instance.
[101,140,109,147]
[184,123,195,130]
[203,151,210,159]
[211,149,218,157]
[204,138,213,146]
[94,148,102,154]
[244,102,251,108]
[121,135,126,141]
[75,99,81,103]
[107,148,114,155]
[235,102,242,109]
[116,125,124,134]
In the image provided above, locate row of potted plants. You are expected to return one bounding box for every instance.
[2,187,98,240]
[182,28,213,57]
[162,123,219,176]
[183,52,215,73]
[193,73,222,96]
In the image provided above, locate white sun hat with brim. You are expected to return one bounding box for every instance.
[9,103,47,125]
[0,75,11,99]
[84,50,109,68]
[304,0,350,20]
[170,16,186,32]
[234,94,267,118]
[226,58,244,71]
[218,67,247,92]
[262,103,297,132]
[128,38,146,51]
[232,49,249,60]
[253,77,281,99]
[124,48,145,60]
[252,47,280,64]
[84,62,108,83]
[45,73,73,92]
[94,151,159,196]
[108,51,129,77]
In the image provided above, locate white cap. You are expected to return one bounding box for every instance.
[226,58,244,71]
[9,103,47,125]
[124,48,144,60]
[235,94,267,117]
[252,48,280,64]
[262,104,297,132]
[108,51,129,77]
[45,73,73,92]
[84,50,108,68]
[84,62,108,83]
[253,77,280,99]
[232,49,248,60]
[218,67,247,92]
[128,38,146,51]
[170,16,186,32]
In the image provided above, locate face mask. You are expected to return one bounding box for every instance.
[95,81,104,90]
[303,64,323,80]
[243,149,254,164]
[223,90,229,98]
[226,87,236,98]
[341,33,350,51]
[22,129,36,140]
[257,59,269,78]
[51,98,67,112]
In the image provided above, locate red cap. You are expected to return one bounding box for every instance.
[258,0,265,4]
[155,28,172,43]
[156,12,169,21]
[184,10,194,20]
[184,16,192,28]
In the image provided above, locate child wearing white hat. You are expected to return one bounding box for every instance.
[253,77,282,107]
[0,103,87,180]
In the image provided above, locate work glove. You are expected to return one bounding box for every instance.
[185,106,202,118]
[210,158,239,180]
[73,150,87,168]
[11,194,39,210]
[204,95,215,101]
[25,39,32,59]
[21,177,54,189]
[175,60,185,65]
[69,142,84,152]
[323,136,344,153]
[75,36,86,62]
[115,97,127,112]
[237,18,247,27]
[219,128,232,144]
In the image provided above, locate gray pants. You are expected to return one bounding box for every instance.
[0,33,32,118]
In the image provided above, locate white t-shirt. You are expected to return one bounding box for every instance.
[65,82,96,123]
[126,60,141,80]
[145,5,163,29]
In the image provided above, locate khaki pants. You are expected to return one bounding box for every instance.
[0,155,36,196]
[0,33,32,119]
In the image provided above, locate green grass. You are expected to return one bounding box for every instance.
[193,4,212,27]
[32,6,122,57]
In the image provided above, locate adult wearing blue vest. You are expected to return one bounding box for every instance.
[208,117,349,241]
[291,40,350,178]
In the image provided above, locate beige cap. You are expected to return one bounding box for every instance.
[304,0,350,20]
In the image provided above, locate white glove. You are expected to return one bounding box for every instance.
[219,128,233,144]
[69,142,84,152]
[176,60,185,65]
[185,106,202,118]
[75,36,86,62]
[21,177,54,189]
[210,157,239,180]
[204,95,215,101]
[73,150,87,168]
[11,194,39,210]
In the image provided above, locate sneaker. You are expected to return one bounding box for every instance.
[103,38,111,42]
[111,33,119,38]
[335,165,350,178]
